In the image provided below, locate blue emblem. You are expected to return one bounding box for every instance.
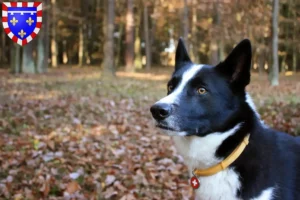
[2,2,42,46]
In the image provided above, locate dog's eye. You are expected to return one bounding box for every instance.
[197,87,207,95]
[168,85,174,92]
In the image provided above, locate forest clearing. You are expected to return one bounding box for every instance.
[1,68,300,199]
[1,0,300,199]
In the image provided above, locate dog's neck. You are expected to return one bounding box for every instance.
[173,123,243,170]
[173,94,262,171]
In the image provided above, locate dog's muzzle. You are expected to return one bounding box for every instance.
[150,103,172,121]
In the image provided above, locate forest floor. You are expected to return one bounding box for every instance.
[1,67,300,199]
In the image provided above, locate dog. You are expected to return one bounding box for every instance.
[150,38,300,200]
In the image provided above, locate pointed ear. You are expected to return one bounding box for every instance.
[175,38,192,70]
[216,39,252,90]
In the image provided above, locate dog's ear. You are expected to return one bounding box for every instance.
[175,38,192,70]
[216,39,252,90]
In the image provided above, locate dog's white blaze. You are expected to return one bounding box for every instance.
[251,187,274,200]
[156,64,204,105]
[155,64,203,134]
[173,124,243,200]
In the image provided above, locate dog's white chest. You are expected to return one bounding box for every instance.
[194,169,241,200]
[172,128,274,200]
[172,126,242,200]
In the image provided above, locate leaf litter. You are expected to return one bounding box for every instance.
[0,68,299,199]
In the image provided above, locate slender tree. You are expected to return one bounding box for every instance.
[125,0,134,72]
[216,0,224,62]
[134,3,142,69]
[22,42,35,74]
[143,1,151,70]
[51,0,58,68]
[115,23,124,67]
[1,30,6,65]
[10,43,21,74]
[270,0,279,86]
[292,0,297,72]
[37,0,49,73]
[78,20,84,67]
[102,0,115,77]
[78,0,89,67]
[258,49,265,76]
[210,1,220,65]
[190,0,198,63]
[183,0,189,48]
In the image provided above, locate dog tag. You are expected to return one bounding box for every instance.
[190,176,200,189]
[190,170,200,189]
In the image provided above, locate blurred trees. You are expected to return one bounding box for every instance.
[0,0,299,84]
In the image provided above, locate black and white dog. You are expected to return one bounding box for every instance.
[150,38,300,200]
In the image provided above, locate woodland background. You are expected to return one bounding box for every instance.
[1,0,300,199]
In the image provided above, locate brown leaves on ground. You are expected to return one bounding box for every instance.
[0,68,299,199]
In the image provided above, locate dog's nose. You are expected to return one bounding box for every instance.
[150,103,172,120]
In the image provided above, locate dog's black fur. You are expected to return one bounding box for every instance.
[151,38,300,199]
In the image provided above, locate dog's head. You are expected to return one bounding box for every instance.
[150,38,252,136]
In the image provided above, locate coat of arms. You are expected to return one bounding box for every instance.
[2,2,42,46]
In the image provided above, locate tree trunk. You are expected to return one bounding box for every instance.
[62,40,68,64]
[143,1,151,70]
[51,0,58,68]
[37,0,49,73]
[134,6,142,69]
[281,2,291,74]
[292,0,297,72]
[210,41,218,65]
[22,42,36,74]
[79,0,89,67]
[258,51,265,76]
[216,0,223,62]
[78,21,84,67]
[270,0,279,86]
[1,30,6,65]
[134,25,142,69]
[85,25,91,65]
[219,39,225,61]
[150,3,157,65]
[183,0,189,48]
[101,0,107,66]
[191,0,198,63]
[293,47,297,73]
[102,0,115,77]
[281,55,286,74]
[293,45,297,72]
[210,1,220,65]
[10,43,21,74]
[115,23,124,67]
[125,0,134,72]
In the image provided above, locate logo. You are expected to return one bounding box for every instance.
[2,2,42,46]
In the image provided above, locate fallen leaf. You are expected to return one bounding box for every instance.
[65,181,80,194]
[120,193,136,200]
[105,175,116,186]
